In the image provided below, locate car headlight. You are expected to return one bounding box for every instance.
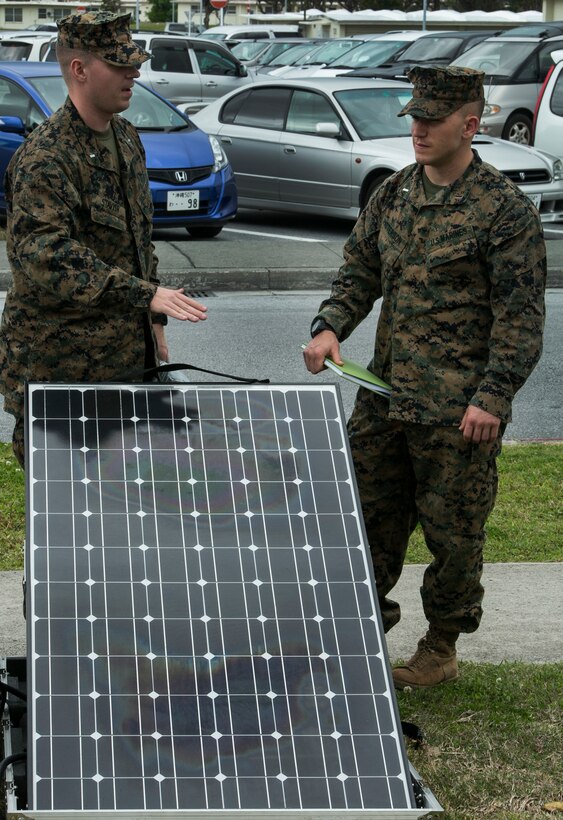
[209,135,229,172]
[552,159,563,181]
[483,104,501,116]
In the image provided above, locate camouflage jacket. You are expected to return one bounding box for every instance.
[315,152,546,425]
[0,97,161,418]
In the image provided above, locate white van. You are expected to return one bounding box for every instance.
[200,24,302,42]
[533,48,563,160]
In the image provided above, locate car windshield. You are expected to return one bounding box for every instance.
[398,35,466,61]
[231,40,269,61]
[0,42,32,60]
[335,87,413,139]
[263,42,319,66]
[292,40,357,67]
[451,39,538,77]
[252,41,305,65]
[326,40,409,69]
[27,75,192,130]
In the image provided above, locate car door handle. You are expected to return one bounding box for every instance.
[204,80,218,87]
[155,78,170,84]
[220,137,232,144]
[283,145,296,154]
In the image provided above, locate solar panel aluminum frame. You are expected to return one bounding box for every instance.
[24,382,441,819]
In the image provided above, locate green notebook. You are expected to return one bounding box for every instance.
[302,345,391,397]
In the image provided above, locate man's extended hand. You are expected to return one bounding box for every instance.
[303,330,342,374]
[150,287,208,322]
[459,405,501,443]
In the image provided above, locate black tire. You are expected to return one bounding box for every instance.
[362,173,392,209]
[186,226,223,239]
[502,112,533,145]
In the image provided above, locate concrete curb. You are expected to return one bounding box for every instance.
[1,267,562,291]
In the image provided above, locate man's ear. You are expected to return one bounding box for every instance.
[463,114,480,139]
[69,57,88,83]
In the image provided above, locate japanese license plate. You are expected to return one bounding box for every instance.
[527,193,541,209]
[167,190,200,211]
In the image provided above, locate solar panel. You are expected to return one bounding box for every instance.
[25,382,438,818]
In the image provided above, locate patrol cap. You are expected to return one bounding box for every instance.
[398,65,485,120]
[56,11,150,67]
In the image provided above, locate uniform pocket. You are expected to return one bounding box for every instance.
[426,237,479,270]
[90,204,128,233]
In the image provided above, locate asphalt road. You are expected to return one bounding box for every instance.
[0,289,561,443]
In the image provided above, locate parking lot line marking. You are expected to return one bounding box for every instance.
[223,228,326,243]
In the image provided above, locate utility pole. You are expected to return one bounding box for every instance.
[422,0,427,31]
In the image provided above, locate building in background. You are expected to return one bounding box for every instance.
[0,2,551,38]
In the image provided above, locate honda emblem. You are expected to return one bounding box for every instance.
[175,170,188,182]
[519,171,526,181]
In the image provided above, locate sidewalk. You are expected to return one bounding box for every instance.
[2,563,561,663]
[0,237,562,290]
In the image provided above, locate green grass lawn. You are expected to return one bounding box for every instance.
[0,441,561,570]
[399,661,562,818]
[0,441,561,818]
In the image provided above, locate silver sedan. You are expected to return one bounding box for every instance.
[192,77,563,222]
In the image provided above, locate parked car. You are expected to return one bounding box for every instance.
[230,37,318,66]
[200,25,302,42]
[498,21,563,37]
[254,40,336,75]
[451,33,563,144]
[533,47,563,161]
[259,38,363,77]
[164,21,205,36]
[126,33,253,113]
[0,34,54,61]
[347,29,501,80]
[191,77,563,223]
[279,32,426,79]
[306,31,440,78]
[0,62,237,237]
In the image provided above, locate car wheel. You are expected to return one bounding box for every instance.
[502,113,533,145]
[186,226,223,239]
[363,172,392,209]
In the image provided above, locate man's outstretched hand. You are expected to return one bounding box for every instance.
[150,287,208,322]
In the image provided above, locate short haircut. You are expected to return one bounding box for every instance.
[461,98,485,120]
[56,44,94,81]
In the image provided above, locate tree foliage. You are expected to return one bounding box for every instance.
[100,0,122,12]
[147,0,174,23]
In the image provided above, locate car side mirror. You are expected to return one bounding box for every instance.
[316,122,341,138]
[0,115,26,135]
[237,63,248,77]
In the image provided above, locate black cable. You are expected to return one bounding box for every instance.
[0,753,26,783]
[0,681,27,702]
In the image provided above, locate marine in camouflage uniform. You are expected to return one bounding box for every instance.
[304,65,546,688]
[0,12,206,468]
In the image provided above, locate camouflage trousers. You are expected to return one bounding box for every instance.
[347,390,502,636]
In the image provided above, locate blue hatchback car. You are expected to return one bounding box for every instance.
[0,62,237,238]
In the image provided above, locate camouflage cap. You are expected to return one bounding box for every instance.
[56,11,150,67]
[398,65,485,120]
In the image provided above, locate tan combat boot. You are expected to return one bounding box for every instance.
[392,628,459,690]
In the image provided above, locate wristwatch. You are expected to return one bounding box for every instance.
[310,318,336,338]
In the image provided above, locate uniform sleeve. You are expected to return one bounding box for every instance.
[313,197,384,341]
[470,198,546,420]
[7,151,157,310]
